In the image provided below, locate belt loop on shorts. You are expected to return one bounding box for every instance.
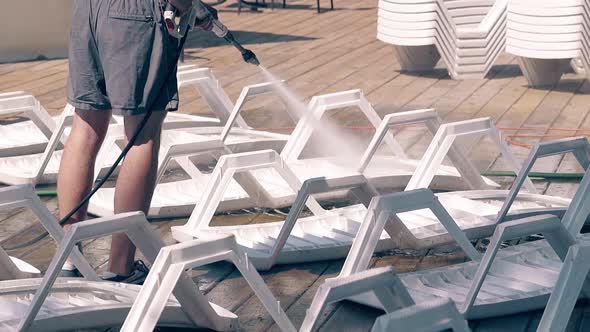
[155,0,167,23]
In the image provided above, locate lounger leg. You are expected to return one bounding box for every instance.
[517,57,570,88]
[231,250,296,332]
[123,236,295,332]
[393,45,440,73]
[371,299,470,332]
[0,248,27,280]
[301,267,413,332]
[537,244,590,332]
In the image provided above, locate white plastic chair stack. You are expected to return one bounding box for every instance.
[377,0,508,79]
[506,0,585,87]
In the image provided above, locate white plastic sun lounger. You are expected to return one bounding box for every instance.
[335,196,590,330]
[0,184,292,331]
[120,234,296,332]
[0,70,290,186]
[0,211,238,332]
[86,81,301,217]
[378,0,508,79]
[0,92,56,158]
[88,91,499,218]
[169,118,574,271]
[296,265,469,332]
[0,68,228,158]
[2,209,297,331]
[330,138,590,329]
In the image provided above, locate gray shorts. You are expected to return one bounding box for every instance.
[67,0,179,116]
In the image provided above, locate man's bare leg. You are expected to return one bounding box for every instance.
[108,111,167,276]
[58,109,112,229]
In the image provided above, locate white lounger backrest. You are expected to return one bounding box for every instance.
[181,149,325,232]
[219,80,291,141]
[371,298,471,332]
[405,117,535,192]
[0,94,55,139]
[176,67,248,128]
[281,89,407,163]
[301,266,415,332]
[358,109,492,190]
[495,137,590,231]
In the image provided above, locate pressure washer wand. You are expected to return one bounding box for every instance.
[223,32,260,66]
[164,0,260,66]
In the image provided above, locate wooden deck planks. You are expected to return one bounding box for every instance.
[2,0,590,330]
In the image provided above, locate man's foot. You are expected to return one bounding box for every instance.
[60,247,83,278]
[101,260,150,285]
[59,267,82,278]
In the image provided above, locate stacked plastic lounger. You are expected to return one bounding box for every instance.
[319,137,590,331]
[506,0,584,87]
[378,0,507,79]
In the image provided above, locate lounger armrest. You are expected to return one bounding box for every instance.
[263,175,377,269]
[462,214,575,314]
[219,81,285,140]
[156,138,226,183]
[371,298,471,332]
[184,149,312,231]
[496,137,590,223]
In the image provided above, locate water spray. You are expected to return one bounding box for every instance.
[164,0,260,66]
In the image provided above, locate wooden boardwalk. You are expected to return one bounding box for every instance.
[2,0,590,330]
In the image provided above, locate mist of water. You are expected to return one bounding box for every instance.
[259,66,366,170]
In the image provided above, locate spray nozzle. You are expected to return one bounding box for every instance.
[223,31,260,66]
[241,49,260,66]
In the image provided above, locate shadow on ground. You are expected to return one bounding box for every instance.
[221,1,374,11]
[397,64,524,81]
[184,30,317,49]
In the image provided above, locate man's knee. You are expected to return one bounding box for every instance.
[123,111,167,145]
[71,108,111,145]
